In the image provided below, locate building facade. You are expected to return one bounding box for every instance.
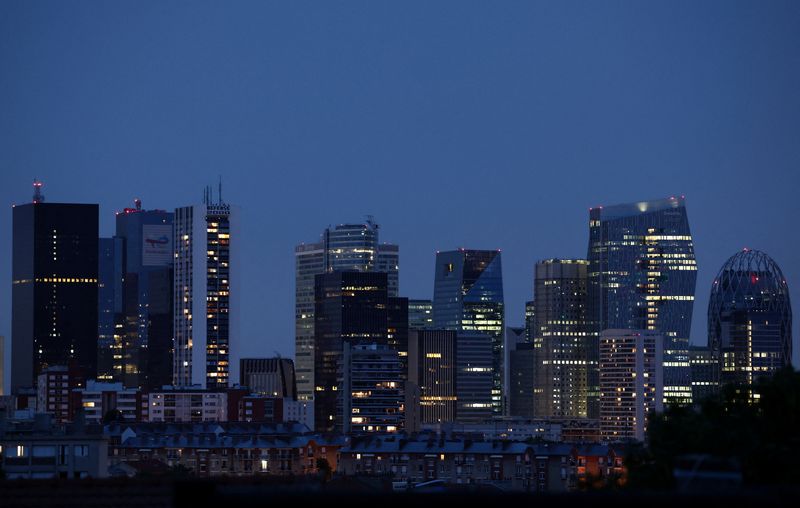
[599,329,664,441]
[173,193,239,389]
[532,259,592,419]
[12,196,99,393]
[433,249,504,415]
[408,299,433,330]
[239,358,297,398]
[509,343,536,418]
[341,343,404,434]
[588,196,697,405]
[689,345,719,403]
[708,249,792,396]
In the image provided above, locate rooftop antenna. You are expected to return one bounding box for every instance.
[32,178,44,204]
[134,198,142,211]
[218,175,223,204]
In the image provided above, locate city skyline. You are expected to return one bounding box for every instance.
[2,1,800,391]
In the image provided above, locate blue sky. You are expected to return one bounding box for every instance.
[2,1,799,387]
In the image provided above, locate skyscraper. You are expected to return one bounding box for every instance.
[341,343,404,433]
[97,237,123,382]
[433,249,504,415]
[314,271,390,432]
[599,329,664,442]
[588,196,697,405]
[240,358,297,398]
[173,188,239,389]
[114,201,174,389]
[689,345,719,403]
[408,299,433,330]
[708,249,792,396]
[532,259,592,418]
[294,219,399,402]
[12,182,99,393]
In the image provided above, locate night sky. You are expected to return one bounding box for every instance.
[2,1,799,388]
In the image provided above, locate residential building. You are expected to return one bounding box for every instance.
[599,330,664,441]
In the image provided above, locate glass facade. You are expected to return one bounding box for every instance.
[433,249,505,415]
[11,202,99,393]
[588,196,697,405]
[97,237,123,382]
[408,299,433,330]
[708,249,792,396]
[532,259,592,418]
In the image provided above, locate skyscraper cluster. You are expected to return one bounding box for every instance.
[7,182,793,444]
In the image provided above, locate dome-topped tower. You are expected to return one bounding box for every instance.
[708,249,792,390]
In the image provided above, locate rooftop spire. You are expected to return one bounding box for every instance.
[32,178,44,204]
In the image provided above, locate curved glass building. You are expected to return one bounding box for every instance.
[708,249,792,390]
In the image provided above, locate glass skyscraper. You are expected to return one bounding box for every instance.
[588,196,697,405]
[433,249,504,415]
[708,249,792,395]
[294,218,399,402]
[11,192,99,393]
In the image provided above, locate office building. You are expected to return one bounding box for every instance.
[173,188,239,389]
[341,343,404,434]
[588,196,697,405]
[1,335,5,395]
[708,249,792,396]
[599,330,663,441]
[689,345,719,403]
[114,201,174,390]
[70,381,142,424]
[97,237,123,382]
[504,326,526,416]
[12,184,99,393]
[455,331,495,423]
[509,342,536,418]
[407,329,457,428]
[532,259,592,418]
[433,249,504,415]
[239,358,296,398]
[295,219,399,402]
[408,299,433,329]
[525,300,535,342]
[313,271,389,432]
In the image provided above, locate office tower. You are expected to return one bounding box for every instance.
[708,249,792,395]
[295,219,399,402]
[588,196,697,405]
[314,271,389,432]
[408,299,433,330]
[433,249,504,415]
[524,300,535,342]
[599,330,664,442]
[114,201,174,390]
[11,184,99,393]
[239,358,297,398]
[504,326,526,415]
[532,259,592,419]
[408,329,457,426]
[689,345,719,403]
[509,342,535,418]
[387,297,409,361]
[174,188,239,389]
[341,343,404,434]
[455,331,495,423]
[97,237,123,382]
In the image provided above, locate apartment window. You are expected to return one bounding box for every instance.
[74,445,89,458]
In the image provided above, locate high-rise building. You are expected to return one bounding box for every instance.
[173,188,239,389]
[689,345,719,403]
[433,249,504,415]
[455,331,495,423]
[408,329,457,427]
[509,342,536,418]
[504,326,526,415]
[341,343,404,434]
[408,299,433,330]
[532,259,592,419]
[708,249,792,396]
[599,330,663,442]
[295,219,399,402]
[588,196,697,405]
[114,201,174,390]
[314,271,389,432]
[12,184,99,393]
[97,237,123,382]
[524,300,535,342]
[239,358,297,398]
